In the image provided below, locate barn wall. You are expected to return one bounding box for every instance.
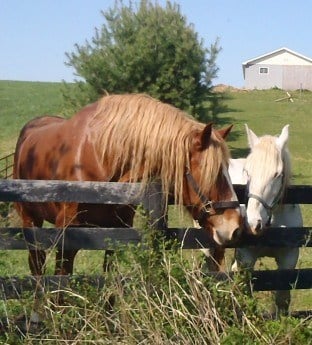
[244,64,283,89]
[245,64,312,90]
[282,65,312,90]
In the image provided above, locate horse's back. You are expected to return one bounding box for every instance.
[13,106,134,227]
[14,103,102,181]
[14,115,69,180]
[229,158,247,184]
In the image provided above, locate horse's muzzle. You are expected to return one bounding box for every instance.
[213,225,242,246]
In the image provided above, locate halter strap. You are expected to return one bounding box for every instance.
[246,173,285,226]
[248,193,272,211]
[185,170,240,225]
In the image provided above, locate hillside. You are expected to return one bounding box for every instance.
[0,80,64,155]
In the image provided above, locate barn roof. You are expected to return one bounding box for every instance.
[242,47,312,66]
[242,47,312,79]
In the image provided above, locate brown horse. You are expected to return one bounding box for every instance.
[13,93,243,276]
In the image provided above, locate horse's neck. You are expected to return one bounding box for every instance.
[229,158,248,184]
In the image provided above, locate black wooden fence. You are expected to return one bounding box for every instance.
[0,179,311,300]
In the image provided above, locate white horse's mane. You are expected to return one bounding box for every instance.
[245,133,292,194]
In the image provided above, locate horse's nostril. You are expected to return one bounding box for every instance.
[231,227,241,241]
[255,220,262,232]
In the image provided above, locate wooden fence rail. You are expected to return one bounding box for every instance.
[0,179,311,298]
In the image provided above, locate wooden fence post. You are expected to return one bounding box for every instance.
[141,183,168,277]
[142,183,167,231]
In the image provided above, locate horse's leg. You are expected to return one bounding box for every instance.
[55,249,78,275]
[15,200,45,276]
[19,211,46,326]
[102,171,140,276]
[232,248,257,299]
[29,247,46,276]
[274,248,299,317]
[19,210,46,276]
[200,248,211,273]
[103,249,116,314]
[101,206,135,275]
[203,247,226,272]
[103,250,114,273]
[232,248,257,271]
[274,289,290,318]
[194,220,226,272]
[54,204,79,275]
[102,204,135,314]
[271,205,302,317]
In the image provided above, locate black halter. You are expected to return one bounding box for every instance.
[245,174,285,226]
[185,170,240,226]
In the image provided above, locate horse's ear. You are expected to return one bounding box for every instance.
[276,124,289,149]
[245,124,259,148]
[200,122,213,150]
[218,124,233,140]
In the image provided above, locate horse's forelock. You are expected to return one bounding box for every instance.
[246,135,291,191]
[90,94,228,206]
[198,130,230,196]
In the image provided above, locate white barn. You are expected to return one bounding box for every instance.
[242,47,312,90]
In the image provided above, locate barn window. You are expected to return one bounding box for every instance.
[259,67,269,74]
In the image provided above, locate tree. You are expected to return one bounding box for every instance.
[63,0,221,119]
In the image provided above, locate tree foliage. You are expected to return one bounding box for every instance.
[63,0,221,119]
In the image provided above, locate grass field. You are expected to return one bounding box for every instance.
[0,81,311,317]
[0,80,63,155]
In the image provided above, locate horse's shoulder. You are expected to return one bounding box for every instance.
[272,204,303,227]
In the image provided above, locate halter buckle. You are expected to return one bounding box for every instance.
[202,201,213,213]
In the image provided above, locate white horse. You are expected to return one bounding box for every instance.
[231,124,302,316]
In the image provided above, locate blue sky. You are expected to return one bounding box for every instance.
[1,0,312,87]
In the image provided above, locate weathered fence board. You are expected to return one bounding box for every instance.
[252,268,312,291]
[167,227,312,249]
[0,275,107,300]
[0,227,141,250]
[0,179,144,204]
[0,226,310,250]
[1,180,312,204]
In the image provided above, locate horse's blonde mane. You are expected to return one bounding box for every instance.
[89,94,229,206]
[245,135,291,195]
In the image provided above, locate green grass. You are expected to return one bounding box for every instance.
[0,80,65,155]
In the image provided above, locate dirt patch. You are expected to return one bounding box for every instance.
[212,84,247,93]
